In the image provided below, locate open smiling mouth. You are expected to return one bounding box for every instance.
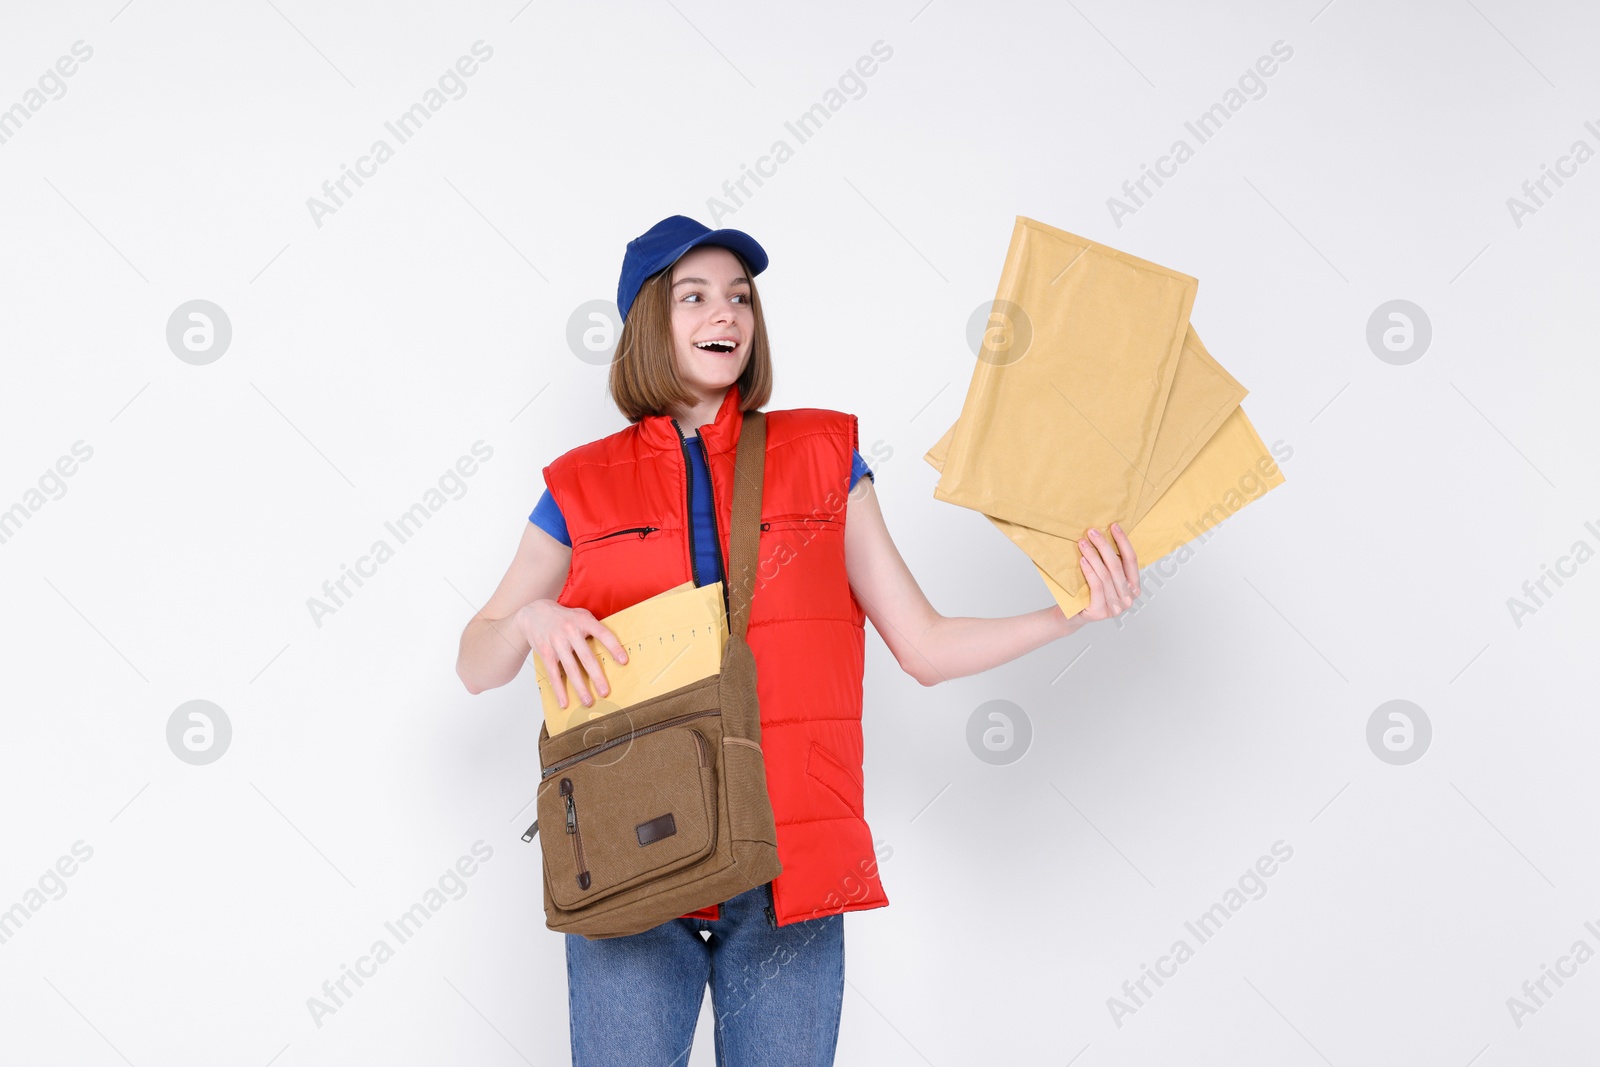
[694,341,738,354]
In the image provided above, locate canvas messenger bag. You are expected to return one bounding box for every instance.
[522,409,783,939]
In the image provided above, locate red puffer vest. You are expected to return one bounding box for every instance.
[542,383,889,928]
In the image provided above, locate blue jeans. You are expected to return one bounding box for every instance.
[565,883,845,1066]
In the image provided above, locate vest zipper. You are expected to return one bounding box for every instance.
[671,419,732,623]
[540,708,720,779]
[670,419,702,590]
[580,525,659,544]
[694,436,729,585]
[697,433,733,624]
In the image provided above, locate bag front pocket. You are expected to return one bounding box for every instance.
[538,715,719,911]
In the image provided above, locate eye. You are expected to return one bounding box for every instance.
[681,291,750,304]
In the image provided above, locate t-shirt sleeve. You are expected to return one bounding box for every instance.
[529,487,572,547]
[849,449,874,492]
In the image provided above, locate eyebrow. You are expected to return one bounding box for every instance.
[672,276,750,288]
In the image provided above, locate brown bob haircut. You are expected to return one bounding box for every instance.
[608,249,774,423]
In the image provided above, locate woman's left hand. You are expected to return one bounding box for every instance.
[1076,522,1141,622]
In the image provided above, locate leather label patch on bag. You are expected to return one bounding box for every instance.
[636,812,677,846]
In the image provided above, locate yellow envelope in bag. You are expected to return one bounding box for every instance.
[534,579,729,736]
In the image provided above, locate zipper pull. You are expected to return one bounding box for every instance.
[522,819,538,842]
[560,777,576,834]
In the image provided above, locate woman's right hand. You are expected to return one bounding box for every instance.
[516,599,629,710]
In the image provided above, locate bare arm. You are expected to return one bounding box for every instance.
[843,479,1139,687]
[455,521,571,695]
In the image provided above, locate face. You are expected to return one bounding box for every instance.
[668,244,754,402]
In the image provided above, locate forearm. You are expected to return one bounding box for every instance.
[456,611,532,694]
[897,603,1088,686]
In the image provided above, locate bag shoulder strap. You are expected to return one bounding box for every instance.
[725,409,766,640]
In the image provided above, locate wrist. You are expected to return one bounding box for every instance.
[1048,602,1086,637]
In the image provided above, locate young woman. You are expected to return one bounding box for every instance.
[455,215,1142,1066]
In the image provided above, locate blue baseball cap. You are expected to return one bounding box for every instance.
[617,215,769,323]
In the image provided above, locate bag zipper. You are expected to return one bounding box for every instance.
[540,707,720,779]
[580,525,659,544]
[559,777,591,890]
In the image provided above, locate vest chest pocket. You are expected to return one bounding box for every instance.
[566,523,678,611]
[537,717,719,911]
[577,524,662,547]
[756,515,844,591]
[760,515,840,533]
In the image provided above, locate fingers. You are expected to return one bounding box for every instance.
[1107,521,1141,598]
[594,624,629,671]
[1079,554,1107,618]
[566,627,610,708]
[538,646,572,710]
[554,643,592,708]
[565,617,637,709]
[1083,528,1132,607]
[1079,534,1113,617]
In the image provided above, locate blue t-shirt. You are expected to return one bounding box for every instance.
[531,439,873,586]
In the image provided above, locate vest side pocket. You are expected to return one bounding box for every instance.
[805,740,864,820]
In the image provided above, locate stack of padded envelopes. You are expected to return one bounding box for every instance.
[925,216,1287,618]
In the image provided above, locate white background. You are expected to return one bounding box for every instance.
[2,1,1597,1064]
